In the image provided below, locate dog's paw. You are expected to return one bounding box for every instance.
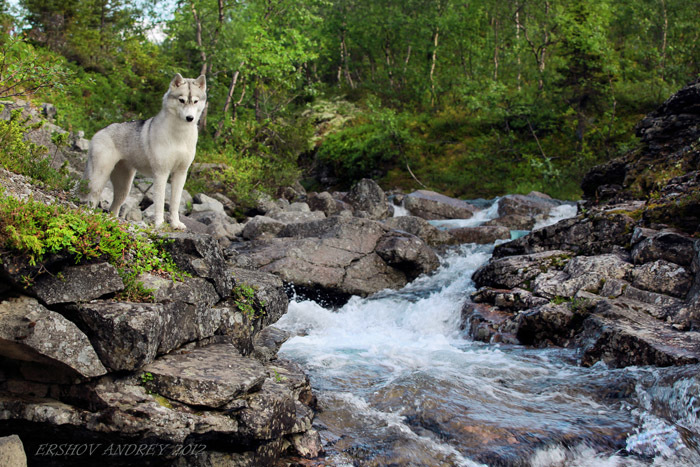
[170,220,187,230]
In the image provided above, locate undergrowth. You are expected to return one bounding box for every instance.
[0,192,186,301]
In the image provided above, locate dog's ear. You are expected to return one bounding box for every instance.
[194,75,206,90]
[171,73,185,88]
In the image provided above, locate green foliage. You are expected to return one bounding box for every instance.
[0,105,75,191]
[0,193,185,300]
[232,282,266,320]
[316,98,418,183]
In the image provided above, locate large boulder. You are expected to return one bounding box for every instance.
[28,262,124,305]
[497,193,562,220]
[448,225,510,244]
[0,296,107,380]
[403,190,479,220]
[229,216,438,299]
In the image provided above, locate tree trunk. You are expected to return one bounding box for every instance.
[492,17,499,81]
[215,66,244,140]
[659,0,668,80]
[430,27,439,106]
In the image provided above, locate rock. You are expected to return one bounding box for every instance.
[188,211,243,241]
[160,232,233,299]
[471,287,549,311]
[497,194,561,220]
[266,210,326,224]
[346,178,391,220]
[0,296,107,380]
[532,254,634,299]
[516,303,587,347]
[29,262,124,305]
[238,379,297,439]
[228,267,289,326]
[473,250,573,290]
[461,302,518,344]
[375,231,440,281]
[581,160,628,200]
[483,214,535,230]
[230,216,437,299]
[41,103,56,119]
[290,429,324,458]
[629,260,693,298]
[404,190,479,220]
[253,326,290,362]
[493,212,634,258]
[307,191,352,217]
[209,192,237,217]
[383,215,455,246]
[70,301,166,371]
[0,435,26,467]
[580,299,700,368]
[242,215,285,240]
[192,193,225,214]
[142,344,267,407]
[631,230,696,267]
[448,225,511,244]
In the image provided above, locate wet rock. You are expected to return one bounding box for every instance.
[629,260,693,298]
[0,296,107,380]
[143,344,267,407]
[580,299,700,368]
[290,429,324,458]
[483,214,535,230]
[29,262,124,305]
[382,215,456,246]
[493,212,635,258]
[346,178,392,220]
[375,231,439,281]
[160,232,233,299]
[448,225,510,244]
[461,302,517,344]
[0,435,26,467]
[516,303,587,347]
[631,230,696,267]
[404,190,479,220]
[471,287,549,311]
[497,194,562,220]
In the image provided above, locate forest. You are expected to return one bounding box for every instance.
[1,0,699,206]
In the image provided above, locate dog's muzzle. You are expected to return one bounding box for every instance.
[186,116,194,122]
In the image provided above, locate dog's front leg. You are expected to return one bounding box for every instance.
[169,169,188,230]
[151,174,168,228]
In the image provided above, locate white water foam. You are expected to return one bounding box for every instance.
[533,203,579,230]
[428,198,501,229]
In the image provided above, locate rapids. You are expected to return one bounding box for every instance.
[276,200,700,466]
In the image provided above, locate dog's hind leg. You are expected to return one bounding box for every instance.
[84,148,117,209]
[109,160,136,217]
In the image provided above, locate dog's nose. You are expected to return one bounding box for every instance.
[186,116,194,122]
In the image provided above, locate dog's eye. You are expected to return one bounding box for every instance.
[179,98,186,103]
[193,99,199,104]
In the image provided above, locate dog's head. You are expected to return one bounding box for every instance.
[165,73,207,124]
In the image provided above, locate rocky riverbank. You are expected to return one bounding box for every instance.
[463,78,700,368]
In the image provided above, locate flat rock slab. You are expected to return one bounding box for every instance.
[0,296,106,380]
[143,344,267,408]
[30,262,124,305]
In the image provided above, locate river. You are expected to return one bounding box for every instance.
[276,200,700,466]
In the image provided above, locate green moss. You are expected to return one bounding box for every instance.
[232,281,267,320]
[0,192,186,300]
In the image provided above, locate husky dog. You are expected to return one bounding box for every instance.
[83,73,206,229]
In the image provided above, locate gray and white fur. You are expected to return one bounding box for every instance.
[83,73,206,229]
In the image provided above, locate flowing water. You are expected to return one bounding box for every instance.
[277,201,700,466]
